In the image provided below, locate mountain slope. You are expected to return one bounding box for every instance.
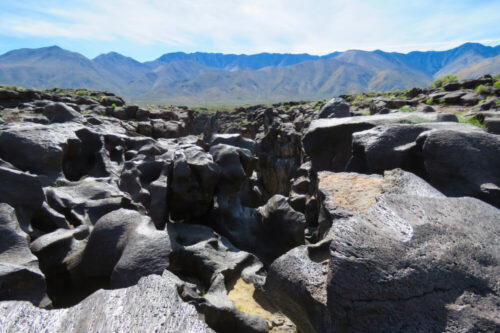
[92,52,149,86]
[455,54,500,79]
[130,57,431,105]
[0,46,116,91]
[0,43,499,105]
[144,52,340,71]
[372,43,500,77]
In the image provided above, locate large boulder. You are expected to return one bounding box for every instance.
[420,129,500,207]
[0,204,49,307]
[256,122,302,196]
[169,146,220,221]
[346,122,483,175]
[266,170,500,332]
[0,166,45,210]
[0,123,80,179]
[42,102,83,123]
[318,98,350,119]
[0,272,213,332]
[302,112,458,172]
[77,209,171,288]
[210,143,255,191]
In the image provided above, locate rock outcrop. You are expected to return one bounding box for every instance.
[0,79,499,332]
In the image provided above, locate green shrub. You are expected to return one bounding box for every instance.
[111,103,117,108]
[439,98,445,104]
[475,85,488,94]
[457,114,484,128]
[399,105,413,112]
[430,74,459,88]
[75,90,87,96]
[425,97,434,105]
[493,80,500,89]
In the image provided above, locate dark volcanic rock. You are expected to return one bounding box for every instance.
[325,171,500,332]
[0,204,49,307]
[42,102,83,123]
[318,97,350,118]
[302,112,457,172]
[169,146,220,221]
[267,169,500,332]
[0,272,213,332]
[346,122,483,176]
[421,129,500,207]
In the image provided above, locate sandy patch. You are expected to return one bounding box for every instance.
[319,172,387,212]
[227,278,296,332]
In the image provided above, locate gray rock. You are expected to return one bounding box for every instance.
[318,98,350,119]
[268,170,500,332]
[421,129,500,207]
[209,133,256,152]
[460,92,481,106]
[325,171,500,332]
[210,144,255,191]
[45,178,134,227]
[484,118,500,134]
[100,95,125,107]
[417,105,436,113]
[441,91,466,104]
[0,166,45,210]
[257,195,305,256]
[0,204,49,307]
[80,209,144,279]
[43,102,83,123]
[0,123,80,179]
[110,216,171,288]
[265,241,332,333]
[0,272,213,333]
[302,112,457,172]
[168,223,264,288]
[347,122,483,175]
[169,146,220,221]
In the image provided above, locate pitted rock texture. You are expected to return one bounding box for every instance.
[0,82,499,332]
[0,272,213,333]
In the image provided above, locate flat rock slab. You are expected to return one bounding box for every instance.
[0,272,213,333]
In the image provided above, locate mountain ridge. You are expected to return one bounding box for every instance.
[0,43,499,105]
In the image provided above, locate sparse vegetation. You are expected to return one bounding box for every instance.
[425,97,434,105]
[475,85,488,94]
[76,90,87,96]
[430,74,459,88]
[493,80,500,89]
[457,114,484,128]
[399,105,413,112]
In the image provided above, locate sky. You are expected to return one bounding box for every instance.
[0,0,499,62]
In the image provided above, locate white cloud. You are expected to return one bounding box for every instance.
[1,0,499,55]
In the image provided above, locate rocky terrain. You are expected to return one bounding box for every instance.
[0,74,499,332]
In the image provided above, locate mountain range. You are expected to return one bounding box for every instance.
[0,43,499,105]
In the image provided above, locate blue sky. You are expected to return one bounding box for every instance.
[1,0,499,62]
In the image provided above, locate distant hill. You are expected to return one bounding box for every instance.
[455,54,500,79]
[0,43,499,105]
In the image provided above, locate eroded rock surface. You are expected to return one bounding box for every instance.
[0,82,499,332]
